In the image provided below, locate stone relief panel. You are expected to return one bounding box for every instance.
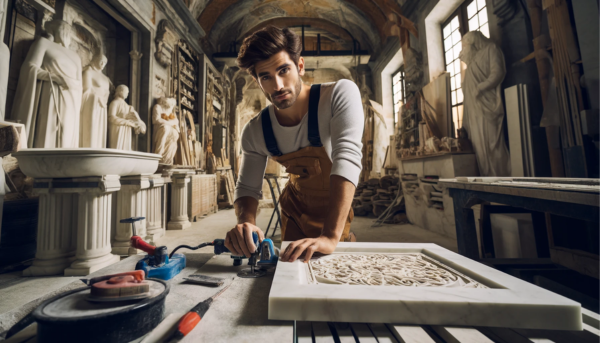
[155,19,179,68]
[308,253,488,288]
[154,75,168,98]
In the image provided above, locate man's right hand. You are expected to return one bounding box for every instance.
[224,222,265,258]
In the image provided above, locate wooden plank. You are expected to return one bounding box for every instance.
[312,322,335,343]
[477,327,533,343]
[430,326,494,343]
[549,247,599,279]
[332,323,357,343]
[368,323,398,343]
[350,323,377,343]
[387,325,436,343]
[581,308,600,330]
[515,328,599,343]
[297,321,313,343]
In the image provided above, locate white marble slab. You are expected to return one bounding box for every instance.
[269,242,582,330]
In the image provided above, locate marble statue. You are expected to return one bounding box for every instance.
[108,85,146,150]
[11,19,82,148]
[80,54,111,148]
[459,31,511,176]
[309,254,486,288]
[152,96,179,164]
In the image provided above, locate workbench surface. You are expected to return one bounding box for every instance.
[2,254,598,342]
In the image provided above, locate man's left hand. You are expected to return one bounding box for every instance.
[280,236,338,263]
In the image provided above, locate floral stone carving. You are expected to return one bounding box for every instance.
[308,253,487,288]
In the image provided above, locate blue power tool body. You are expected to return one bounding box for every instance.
[212,232,279,277]
[121,217,186,281]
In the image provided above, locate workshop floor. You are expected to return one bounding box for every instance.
[156,208,458,254]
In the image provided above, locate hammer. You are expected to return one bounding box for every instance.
[121,217,168,266]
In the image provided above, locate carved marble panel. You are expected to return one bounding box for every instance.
[309,253,486,288]
[269,242,582,330]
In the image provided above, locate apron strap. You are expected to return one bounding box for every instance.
[308,84,322,147]
[260,83,322,156]
[260,106,283,156]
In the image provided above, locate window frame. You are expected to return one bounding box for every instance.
[391,65,406,131]
[441,0,490,137]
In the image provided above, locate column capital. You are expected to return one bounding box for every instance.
[33,175,121,194]
[121,174,152,190]
[148,174,166,188]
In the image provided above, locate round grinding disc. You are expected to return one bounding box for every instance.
[33,279,169,343]
[40,280,164,319]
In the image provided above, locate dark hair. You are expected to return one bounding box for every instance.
[236,26,302,78]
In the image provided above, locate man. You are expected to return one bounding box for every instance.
[225,26,364,263]
[459,31,511,177]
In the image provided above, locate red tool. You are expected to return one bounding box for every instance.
[166,283,232,342]
[80,270,151,302]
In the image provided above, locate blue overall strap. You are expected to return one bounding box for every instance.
[308,84,322,147]
[261,106,283,156]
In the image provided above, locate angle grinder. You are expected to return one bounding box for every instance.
[170,232,279,278]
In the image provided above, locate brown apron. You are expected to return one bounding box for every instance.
[260,84,353,241]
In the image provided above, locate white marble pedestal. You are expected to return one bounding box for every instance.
[24,176,122,276]
[167,170,194,230]
[112,175,151,256]
[23,192,77,276]
[145,174,169,241]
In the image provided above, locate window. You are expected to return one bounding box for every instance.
[467,0,490,37]
[442,0,489,137]
[392,67,406,130]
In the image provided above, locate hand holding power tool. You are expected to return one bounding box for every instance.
[170,232,279,278]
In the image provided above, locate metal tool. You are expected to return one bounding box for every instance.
[165,283,232,342]
[170,232,279,278]
[183,274,225,287]
[122,217,186,280]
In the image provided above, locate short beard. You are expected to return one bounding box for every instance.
[269,74,303,109]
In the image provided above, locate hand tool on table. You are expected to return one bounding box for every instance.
[165,282,232,342]
[170,232,279,278]
[122,217,186,280]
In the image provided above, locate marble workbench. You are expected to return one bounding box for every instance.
[1,253,598,343]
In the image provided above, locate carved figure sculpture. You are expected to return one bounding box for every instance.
[11,20,82,148]
[152,97,179,164]
[80,54,111,148]
[459,31,511,176]
[108,85,145,150]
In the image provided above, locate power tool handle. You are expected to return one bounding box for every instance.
[130,236,156,255]
[212,232,259,255]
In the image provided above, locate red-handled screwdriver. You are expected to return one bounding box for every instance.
[167,282,232,342]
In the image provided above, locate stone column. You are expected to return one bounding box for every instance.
[162,176,171,232]
[167,171,193,230]
[145,174,165,241]
[23,190,77,276]
[112,175,150,256]
[37,176,122,276]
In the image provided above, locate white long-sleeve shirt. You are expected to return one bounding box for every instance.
[234,79,364,201]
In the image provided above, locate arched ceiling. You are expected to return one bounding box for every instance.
[191,0,408,54]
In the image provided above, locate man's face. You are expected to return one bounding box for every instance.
[254,50,304,110]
